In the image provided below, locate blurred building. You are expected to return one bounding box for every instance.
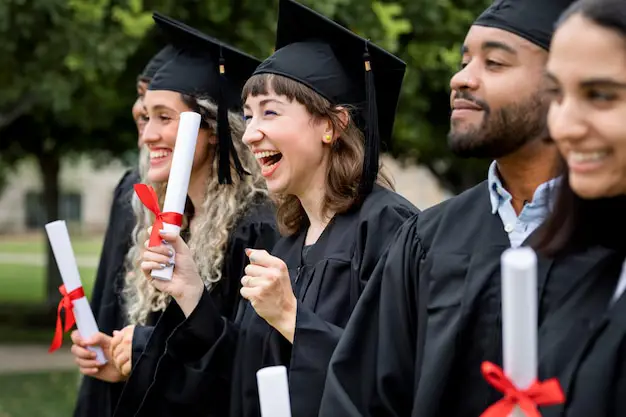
[0,155,449,234]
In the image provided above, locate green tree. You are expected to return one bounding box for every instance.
[0,0,152,306]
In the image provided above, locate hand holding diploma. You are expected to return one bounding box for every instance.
[135,111,201,281]
[479,248,565,417]
[140,228,204,317]
[70,331,127,382]
[45,220,105,364]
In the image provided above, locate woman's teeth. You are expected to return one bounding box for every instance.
[150,150,171,159]
[570,150,608,163]
[254,151,281,166]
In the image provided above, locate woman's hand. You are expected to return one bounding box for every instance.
[110,325,135,377]
[240,249,297,342]
[70,331,127,383]
[140,228,204,317]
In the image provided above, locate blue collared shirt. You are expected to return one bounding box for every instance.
[488,161,558,248]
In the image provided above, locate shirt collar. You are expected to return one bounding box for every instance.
[487,160,561,214]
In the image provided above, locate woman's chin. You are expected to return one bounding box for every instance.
[146,168,169,185]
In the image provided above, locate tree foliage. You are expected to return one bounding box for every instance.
[0,0,493,303]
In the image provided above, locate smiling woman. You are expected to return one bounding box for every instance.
[534,0,626,415]
[242,73,391,235]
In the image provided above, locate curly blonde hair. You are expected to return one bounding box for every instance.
[123,95,268,325]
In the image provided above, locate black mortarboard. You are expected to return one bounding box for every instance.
[140,45,177,82]
[253,0,406,197]
[474,0,576,50]
[150,12,261,184]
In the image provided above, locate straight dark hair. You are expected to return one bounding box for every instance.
[536,0,626,256]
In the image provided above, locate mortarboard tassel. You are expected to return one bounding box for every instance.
[359,42,379,197]
[217,55,233,184]
[216,52,249,184]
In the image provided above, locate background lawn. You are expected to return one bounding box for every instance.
[0,371,80,417]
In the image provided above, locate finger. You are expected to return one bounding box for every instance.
[75,357,103,369]
[83,332,111,348]
[240,286,261,301]
[247,249,284,270]
[141,261,167,273]
[70,330,84,346]
[71,344,97,360]
[144,244,174,258]
[160,233,189,254]
[244,264,268,277]
[113,341,129,362]
[114,352,130,370]
[142,250,174,266]
[80,367,100,376]
[121,361,132,376]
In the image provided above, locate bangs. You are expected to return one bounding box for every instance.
[241,73,330,109]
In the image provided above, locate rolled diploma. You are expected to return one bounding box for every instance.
[45,220,106,364]
[151,111,201,281]
[501,247,538,417]
[256,366,292,417]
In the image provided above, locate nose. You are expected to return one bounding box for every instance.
[141,118,160,146]
[450,64,480,93]
[242,120,264,148]
[548,98,588,144]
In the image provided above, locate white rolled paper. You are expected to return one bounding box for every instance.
[45,220,106,364]
[501,247,538,417]
[256,366,292,417]
[151,111,201,281]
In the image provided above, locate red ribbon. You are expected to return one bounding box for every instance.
[49,285,85,353]
[134,184,183,247]
[480,361,565,417]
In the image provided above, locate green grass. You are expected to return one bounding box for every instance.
[0,371,79,417]
[0,236,103,256]
[0,264,96,303]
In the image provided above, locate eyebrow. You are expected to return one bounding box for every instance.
[545,71,626,89]
[243,98,285,110]
[147,104,176,113]
[580,78,626,89]
[461,40,517,56]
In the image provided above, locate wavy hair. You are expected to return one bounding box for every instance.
[123,95,268,325]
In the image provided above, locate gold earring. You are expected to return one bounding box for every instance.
[323,134,332,143]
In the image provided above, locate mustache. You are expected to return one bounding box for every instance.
[453,91,490,112]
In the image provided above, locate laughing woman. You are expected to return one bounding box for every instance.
[125,1,418,417]
[69,12,280,411]
[537,0,626,415]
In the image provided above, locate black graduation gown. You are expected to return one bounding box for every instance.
[319,180,621,417]
[112,185,418,417]
[74,168,139,417]
[539,256,626,417]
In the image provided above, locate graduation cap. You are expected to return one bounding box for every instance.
[149,12,262,184]
[474,0,576,50]
[253,0,406,197]
[139,45,177,82]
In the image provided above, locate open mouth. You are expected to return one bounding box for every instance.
[254,150,283,178]
[256,150,282,166]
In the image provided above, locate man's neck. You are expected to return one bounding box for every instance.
[495,140,559,214]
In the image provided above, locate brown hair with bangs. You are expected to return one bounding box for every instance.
[242,73,394,235]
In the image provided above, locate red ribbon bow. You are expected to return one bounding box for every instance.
[480,361,565,417]
[49,285,85,353]
[134,184,183,247]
